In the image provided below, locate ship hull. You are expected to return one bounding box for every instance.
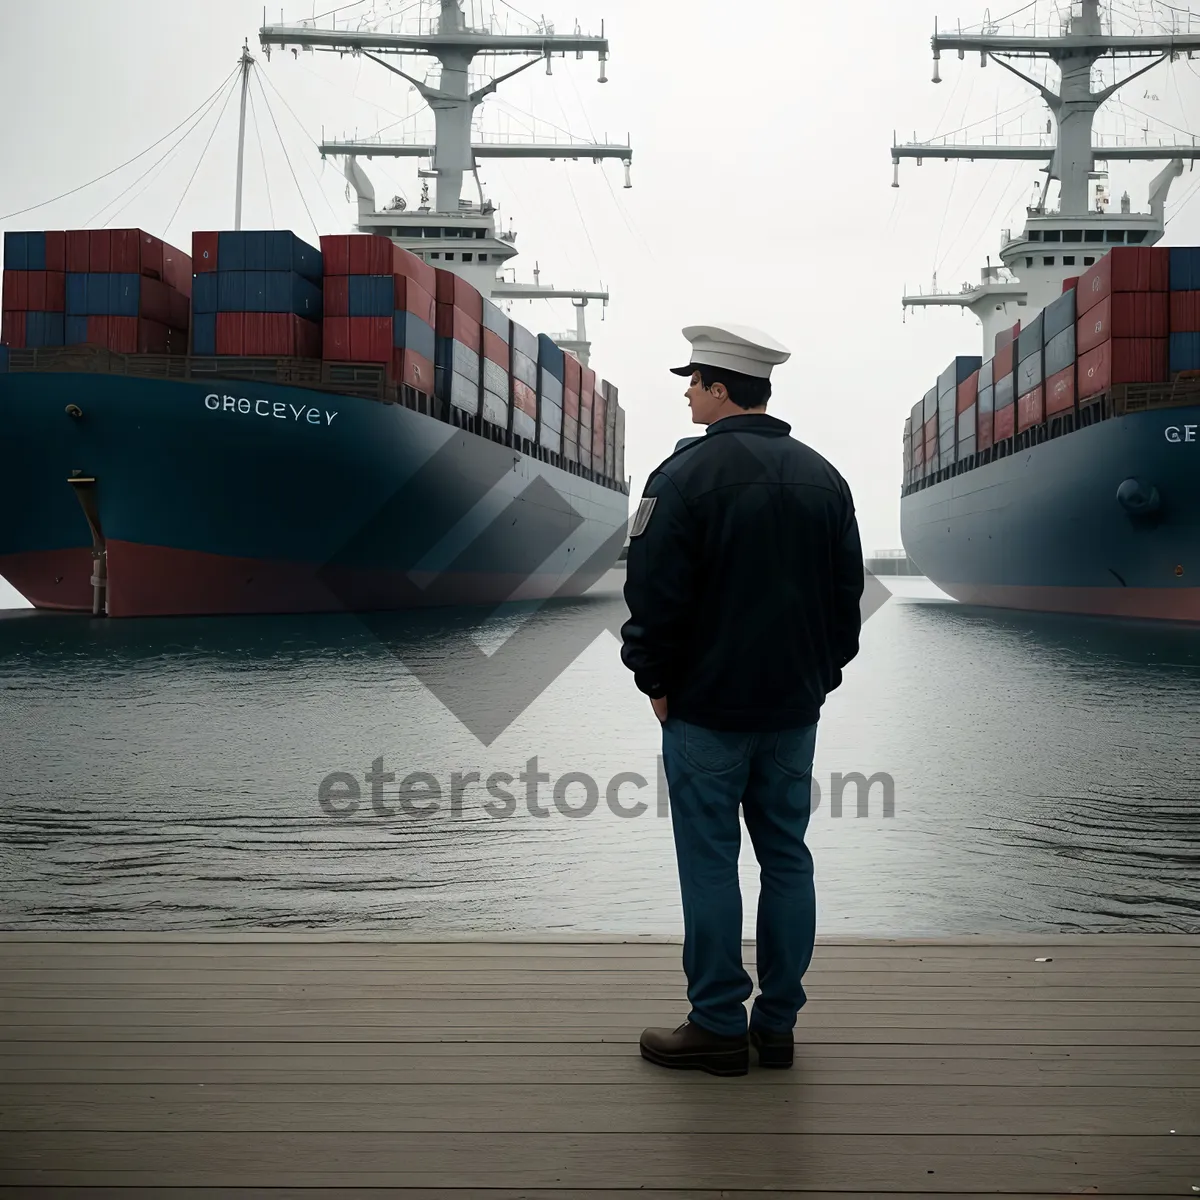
[0,371,628,617]
[900,406,1200,622]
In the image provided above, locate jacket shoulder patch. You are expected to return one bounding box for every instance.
[629,495,657,537]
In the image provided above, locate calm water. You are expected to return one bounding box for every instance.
[1,572,1197,934]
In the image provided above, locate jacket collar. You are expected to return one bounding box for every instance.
[705,412,792,438]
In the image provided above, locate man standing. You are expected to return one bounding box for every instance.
[621,323,864,1077]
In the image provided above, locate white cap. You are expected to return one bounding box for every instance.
[669,322,791,380]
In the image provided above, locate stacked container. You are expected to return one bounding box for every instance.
[993,326,1017,444]
[1168,247,1200,373]
[938,357,980,466]
[922,386,938,476]
[510,321,539,443]
[1076,246,1169,399]
[909,398,925,480]
[956,366,979,462]
[614,401,626,484]
[580,379,596,473]
[604,381,618,477]
[1015,313,1044,434]
[194,230,323,358]
[2,231,66,348]
[433,268,482,414]
[562,355,584,464]
[903,415,914,485]
[537,333,565,454]
[1042,285,1077,419]
[976,359,995,452]
[591,378,609,476]
[480,298,510,428]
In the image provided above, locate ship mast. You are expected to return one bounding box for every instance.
[234,40,255,232]
[893,0,1200,350]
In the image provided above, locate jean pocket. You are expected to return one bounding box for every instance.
[677,721,752,774]
[772,725,817,780]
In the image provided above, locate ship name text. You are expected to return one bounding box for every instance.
[204,393,338,426]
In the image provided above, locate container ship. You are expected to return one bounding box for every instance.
[895,0,1200,622]
[0,2,631,618]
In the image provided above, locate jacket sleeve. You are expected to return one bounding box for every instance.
[832,495,865,671]
[620,472,699,699]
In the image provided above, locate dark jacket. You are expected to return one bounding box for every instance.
[620,412,864,731]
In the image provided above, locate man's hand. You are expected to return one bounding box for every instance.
[651,695,669,724]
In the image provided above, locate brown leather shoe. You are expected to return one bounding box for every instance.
[639,1020,749,1076]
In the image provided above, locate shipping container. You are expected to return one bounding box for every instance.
[393,348,434,393]
[393,311,436,361]
[512,348,537,389]
[513,379,537,418]
[193,232,219,273]
[513,406,537,443]
[938,355,982,396]
[1078,337,1168,399]
[1016,348,1043,396]
[564,350,583,394]
[481,298,509,341]
[435,305,481,352]
[193,313,216,355]
[4,231,50,271]
[1169,246,1200,292]
[1017,312,1044,360]
[216,312,245,356]
[978,358,994,392]
[957,435,977,460]
[564,387,580,419]
[538,333,566,384]
[437,337,480,384]
[994,372,1015,413]
[0,346,7,373]
[1044,326,1075,378]
[1063,275,1080,293]
[1076,292,1169,355]
[1170,331,1200,373]
[482,357,507,398]
[977,385,994,451]
[447,371,479,415]
[482,390,508,428]
[23,312,65,347]
[511,321,538,361]
[995,338,1015,379]
[994,321,1020,356]
[1045,365,1075,415]
[993,402,1015,441]
[1077,246,1169,316]
[1,311,25,348]
[956,406,975,450]
[434,268,483,322]
[482,328,508,367]
[1043,287,1076,343]
[347,275,396,318]
[1170,291,1200,332]
[65,230,89,273]
[922,386,937,423]
[956,369,978,414]
[1016,384,1044,433]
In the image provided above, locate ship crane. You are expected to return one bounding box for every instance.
[890,0,1199,353]
[259,0,631,365]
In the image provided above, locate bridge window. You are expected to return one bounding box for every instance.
[1063,229,1083,242]
[1106,230,1124,243]
[1043,256,1055,266]
[430,252,441,260]
[445,252,456,261]
[1084,230,1104,242]
[478,254,489,262]
[1029,230,1042,241]
[1064,255,1076,266]
[463,253,474,262]
[1084,256,1096,265]
[1043,230,1061,242]
[1127,230,1147,244]
[1026,256,1034,267]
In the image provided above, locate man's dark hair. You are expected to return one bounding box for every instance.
[696,364,771,410]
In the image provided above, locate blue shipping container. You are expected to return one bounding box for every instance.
[217,271,247,312]
[394,311,435,360]
[108,273,141,318]
[1170,331,1200,372]
[217,232,245,272]
[244,271,268,312]
[264,231,322,282]
[3,231,46,272]
[65,273,88,315]
[192,273,218,315]
[1169,247,1200,293]
[348,275,394,318]
[65,315,89,344]
[265,271,322,318]
[192,313,217,356]
[25,312,64,347]
[537,332,565,383]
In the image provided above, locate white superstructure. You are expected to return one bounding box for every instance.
[258,0,631,365]
[893,0,1200,353]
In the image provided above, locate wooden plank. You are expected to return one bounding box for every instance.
[0,1192,1171,1200]
[0,1132,1193,1191]
[0,1084,1192,1137]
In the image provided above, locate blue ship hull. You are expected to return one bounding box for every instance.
[0,370,628,616]
[901,406,1200,621]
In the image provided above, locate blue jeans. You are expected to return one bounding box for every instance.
[660,717,819,1038]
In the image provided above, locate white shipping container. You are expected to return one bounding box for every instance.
[449,371,479,415]
[482,390,508,428]
[512,407,536,442]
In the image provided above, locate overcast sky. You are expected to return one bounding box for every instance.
[5,0,1200,592]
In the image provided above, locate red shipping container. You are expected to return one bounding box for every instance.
[339,234,397,277]
[393,348,435,392]
[320,235,349,277]
[564,388,580,419]
[88,230,112,273]
[66,230,90,272]
[243,312,267,356]
[564,351,583,393]
[434,269,483,323]
[956,369,979,414]
[1170,291,1200,333]
[977,405,994,451]
[164,244,192,296]
[44,231,65,273]
[2,270,28,311]
[86,316,109,347]
[323,277,350,319]
[215,312,245,356]
[1017,384,1044,433]
[482,328,508,368]
[995,339,1015,379]
[348,316,392,363]
[436,305,482,353]
[193,232,219,273]
[395,277,435,327]
[1078,338,1168,398]
[1063,276,1079,293]
[168,288,190,331]
[1077,292,1169,355]
[1,311,26,347]
[581,366,597,398]
[136,277,173,326]
[394,246,436,298]
[107,317,171,355]
[513,379,537,417]
[322,318,350,360]
[109,228,165,277]
[45,272,65,312]
[1045,365,1075,416]
[994,321,1020,356]
[27,271,47,312]
[1077,247,1169,317]
[993,403,1015,441]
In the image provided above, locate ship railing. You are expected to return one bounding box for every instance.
[5,346,630,497]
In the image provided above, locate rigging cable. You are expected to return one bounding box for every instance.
[253,67,321,239]
[0,66,240,223]
[164,68,242,236]
[248,79,277,228]
[85,70,240,227]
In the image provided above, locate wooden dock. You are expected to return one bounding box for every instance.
[0,933,1197,1195]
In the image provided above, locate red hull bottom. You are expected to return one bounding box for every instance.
[2,540,580,617]
[939,580,1200,623]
